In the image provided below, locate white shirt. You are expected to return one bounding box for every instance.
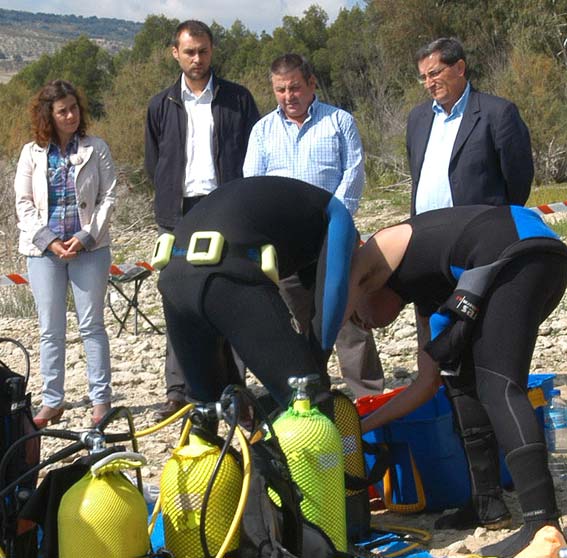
[181,75,217,197]
[415,83,471,215]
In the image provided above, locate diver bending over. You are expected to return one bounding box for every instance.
[346,205,567,558]
[157,176,356,408]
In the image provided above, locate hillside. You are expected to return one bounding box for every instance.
[0,8,142,82]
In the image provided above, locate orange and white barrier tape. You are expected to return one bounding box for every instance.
[0,273,29,286]
[0,261,154,287]
[530,201,567,216]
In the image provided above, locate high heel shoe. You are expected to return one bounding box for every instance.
[91,402,111,427]
[33,406,64,429]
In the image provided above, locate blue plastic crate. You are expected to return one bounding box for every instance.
[362,373,555,512]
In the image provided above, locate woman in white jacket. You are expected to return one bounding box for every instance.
[14,79,116,428]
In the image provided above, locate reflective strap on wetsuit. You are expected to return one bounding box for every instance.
[151,230,279,282]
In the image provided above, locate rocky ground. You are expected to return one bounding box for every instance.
[1,192,566,556]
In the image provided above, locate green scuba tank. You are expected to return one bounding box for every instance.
[58,452,150,558]
[160,430,243,558]
[272,375,348,552]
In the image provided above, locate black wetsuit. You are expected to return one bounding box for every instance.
[158,176,356,407]
[388,205,567,555]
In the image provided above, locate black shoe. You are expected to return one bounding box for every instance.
[154,399,185,422]
[435,501,512,531]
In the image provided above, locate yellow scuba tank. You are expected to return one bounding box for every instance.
[319,389,377,542]
[272,375,348,551]
[58,451,150,558]
[159,420,243,558]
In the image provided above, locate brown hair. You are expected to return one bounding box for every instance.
[30,79,88,147]
[172,20,213,48]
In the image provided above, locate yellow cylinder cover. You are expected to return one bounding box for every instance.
[333,392,367,497]
[273,407,347,551]
[58,471,150,558]
[160,436,242,558]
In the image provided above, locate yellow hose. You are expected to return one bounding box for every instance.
[215,425,251,558]
[382,449,426,513]
[135,403,195,438]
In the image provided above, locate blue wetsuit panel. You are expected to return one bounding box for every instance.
[510,205,559,241]
[450,265,465,280]
[320,197,356,349]
[430,311,452,340]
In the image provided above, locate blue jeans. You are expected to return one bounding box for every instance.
[27,247,112,407]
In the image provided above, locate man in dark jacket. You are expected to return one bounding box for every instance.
[407,37,533,216]
[145,19,260,420]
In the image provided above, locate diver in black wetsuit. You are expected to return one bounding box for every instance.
[156,176,357,408]
[346,205,567,558]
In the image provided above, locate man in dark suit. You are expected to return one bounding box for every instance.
[405,37,534,532]
[407,37,533,216]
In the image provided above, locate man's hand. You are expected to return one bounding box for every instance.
[349,311,367,330]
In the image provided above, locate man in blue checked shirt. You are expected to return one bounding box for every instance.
[243,53,383,398]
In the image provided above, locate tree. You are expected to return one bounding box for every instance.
[94,48,177,166]
[211,20,260,80]
[14,53,52,92]
[15,36,114,118]
[129,15,179,65]
[493,45,567,183]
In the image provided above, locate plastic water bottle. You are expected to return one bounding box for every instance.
[544,389,567,452]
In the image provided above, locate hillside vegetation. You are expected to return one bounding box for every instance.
[0,8,141,79]
[1,1,567,191]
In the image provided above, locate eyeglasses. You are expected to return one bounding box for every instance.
[417,63,455,85]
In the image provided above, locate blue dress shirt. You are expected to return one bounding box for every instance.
[415,82,471,215]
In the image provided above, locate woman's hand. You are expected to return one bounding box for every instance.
[48,237,83,259]
[62,236,84,255]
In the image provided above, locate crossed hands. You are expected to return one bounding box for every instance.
[48,237,84,259]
